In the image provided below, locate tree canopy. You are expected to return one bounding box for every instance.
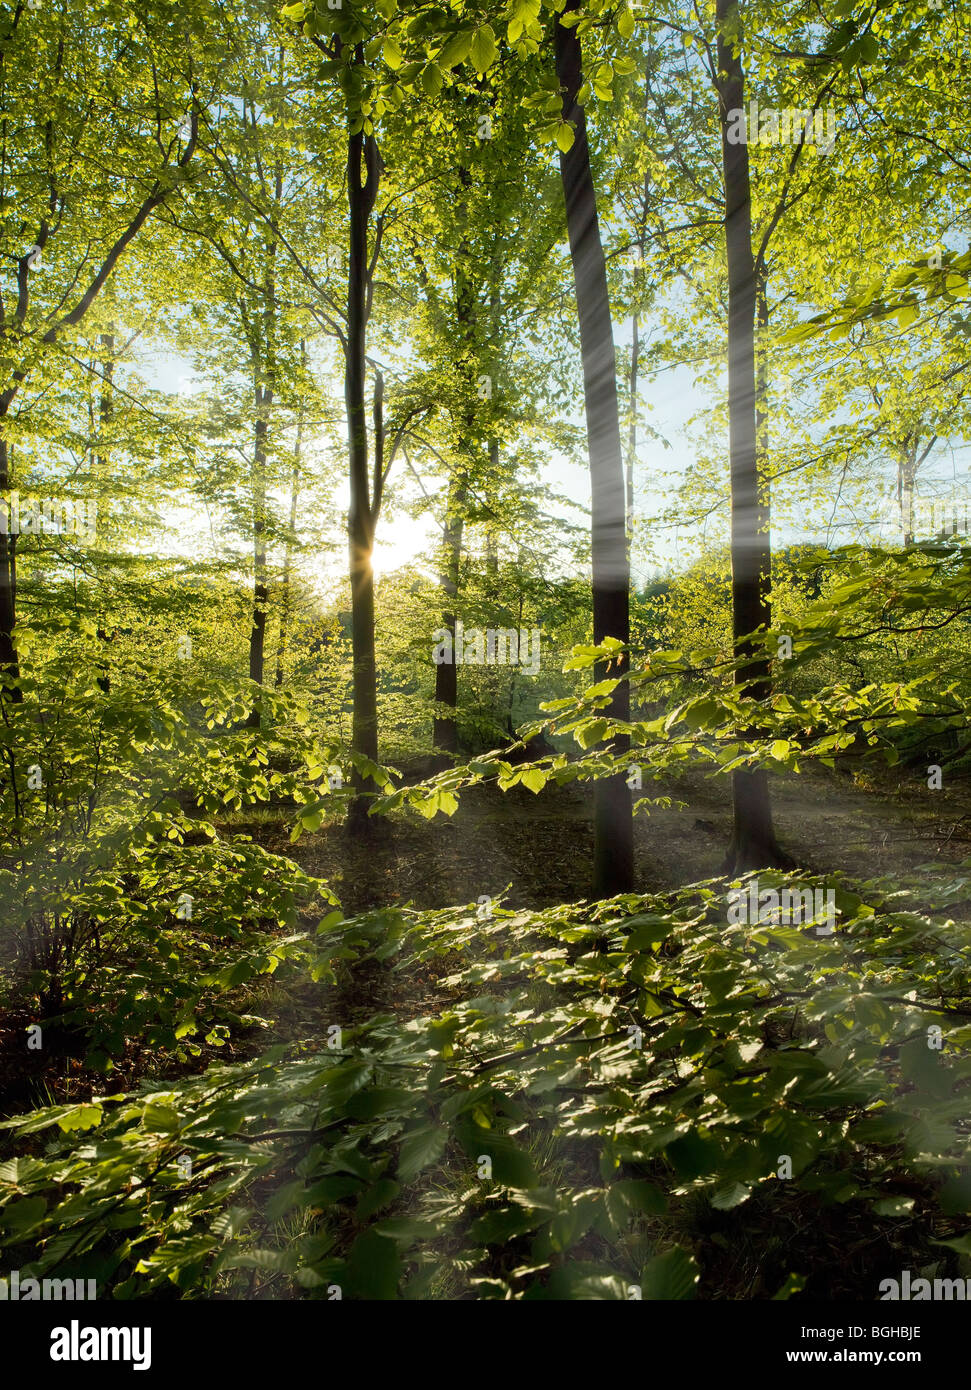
[1,0,970,1334]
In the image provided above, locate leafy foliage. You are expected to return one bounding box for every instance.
[0,663,337,1066]
[4,878,970,1299]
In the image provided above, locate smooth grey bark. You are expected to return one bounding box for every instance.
[275,344,305,690]
[555,0,634,896]
[345,107,381,831]
[433,167,476,757]
[716,0,791,873]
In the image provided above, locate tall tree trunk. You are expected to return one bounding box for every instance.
[627,101,651,557]
[627,308,638,550]
[484,446,499,586]
[555,1,633,896]
[898,442,916,546]
[95,328,115,694]
[716,0,790,873]
[246,158,281,729]
[246,377,272,724]
[0,423,19,698]
[433,476,466,754]
[94,329,115,474]
[345,109,380,831]
[275,354,305,689]
[505,584,524,739]
[754,272,768,470]
[434,166,476,758]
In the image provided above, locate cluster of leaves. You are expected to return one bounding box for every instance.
[363,539,971,823]
[281,0,641,147]
[0,661,340,1064]
[785,249,971,344]
[3,876,970,1298]
[606,540,971,778]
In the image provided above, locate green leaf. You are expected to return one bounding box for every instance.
[773,1273,808,1300]
[140,1102,179,1132]
[382,37,403,69]
[421,62,443,97]
[682,697,722,730]
[711,1182,751,1210]
[346,1229,400,1298]
[641,1246,700,1300]
[872,1195,915,1217]
[266,1179,306,1222]
[437,30,473,68]
[625,913,674,949]
[608,1178,667,1220]
[576,718,608,749]
[555,122,575,153]
[57,1102,105,1133]
[372,1215,443,1241]
[397,1123,448,1182]
[857,31,879,63]
[356,1178,399,1221]
[519,767,547,793]
[934,1234,971,1255]
[0,1195,47,1235]
[468,24,497,74]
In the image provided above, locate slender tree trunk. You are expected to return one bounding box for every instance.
[754,272,768,470]
[345,111,380,831]
[555,1,633,896]
[95,328,115,694]
[898,444,916,546]
[433,476,466,754]
[484,446,500,612]
[246,379,272,723]
[244,158,282,729]
[0,423,19,697]
[275,360,305,689]
[505,584,524,738]
[94,329,115,474]
[627,308,638,550]
[627,107,650,556]
[716,0,790,873]
[485,451,499,586]
[434,167,476,757]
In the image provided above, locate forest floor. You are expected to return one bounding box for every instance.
[228,756,971,1071]
[223,758,971,1301]
[4,761,968,1299]
[242,759,971,918]
[6,759,970,1116]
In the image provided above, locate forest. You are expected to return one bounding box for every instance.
[0,0,970,1335]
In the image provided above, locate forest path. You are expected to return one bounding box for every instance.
[632,762,971,903]
[242,760,971,1059]
[279,761,971,916]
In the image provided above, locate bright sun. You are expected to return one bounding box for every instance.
[370,512,439,579]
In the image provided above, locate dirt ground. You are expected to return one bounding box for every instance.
[6,758,968,1117]
[265,761,971,918]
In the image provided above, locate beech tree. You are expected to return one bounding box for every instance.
[555,0,633,894]
[713,0,789,871]
[0,0,217,690]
